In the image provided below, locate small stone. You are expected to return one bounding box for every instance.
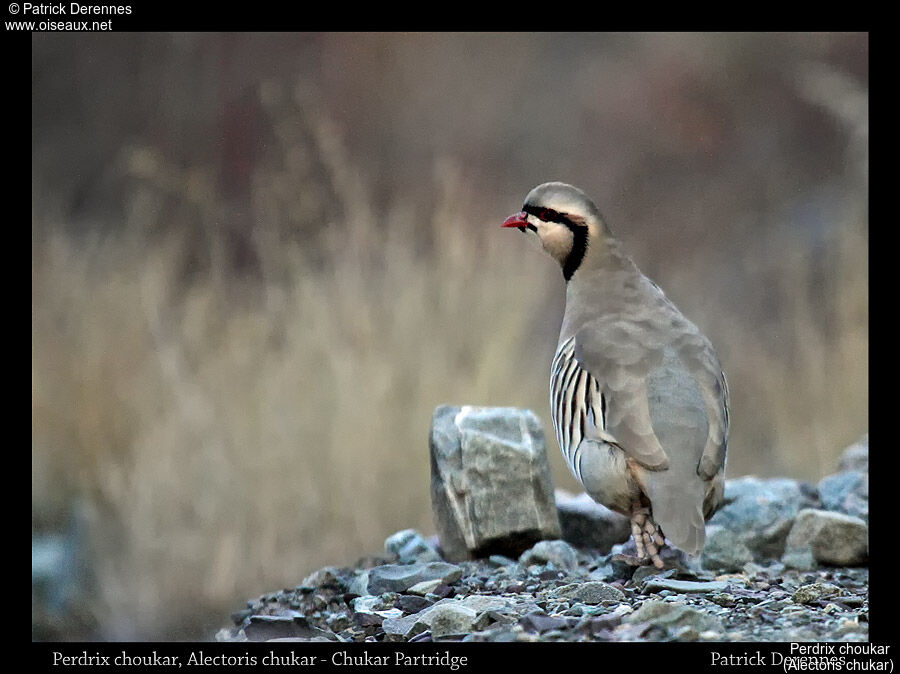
[407,579,442,596]
[837,435,868,472]
[381,615,420,639]
[709,593,736,608]
[428,604,477,638]
[326,612,352,632]
[385,529,441,563]
[345,571,369,597]
[299,566,343,590]
[214,628,240,642]
[839,595,865,607]
[244,614,335,641]
[472,610,514,631]
[519,540,579,571]
[792,582,843,605]
[367,562,463,594]
[231,609,252,625]
[354,613,384,627]
[587,563,616,582]
[430,584,455,599]
[457,595,514,613]
[488,554,516,567]
[605,554,641,581]
[585,614,623,635]
[553,581,625,604]
[783,509,868,567]
[641,579,729,595]
[632,566,674,586]
[350,596,382,615]
[520,611,576,634]
[610,604,634,617]
[623,600,724,635]
[382,596,507,639]
[396,595,433,613]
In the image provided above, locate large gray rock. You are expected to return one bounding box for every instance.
[430,405,561,560]
[703,476,819,567]
[783,508,868,567]
[555,489,632,553]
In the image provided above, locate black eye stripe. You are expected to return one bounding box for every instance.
[524,205,560,221]
[523,204,580,228]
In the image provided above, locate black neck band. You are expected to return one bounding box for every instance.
[562,224,588,282]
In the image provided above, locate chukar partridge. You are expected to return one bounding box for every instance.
[503,182,729,568]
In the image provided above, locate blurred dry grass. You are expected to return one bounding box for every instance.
[32,110,563,639]
[31,33,867,640]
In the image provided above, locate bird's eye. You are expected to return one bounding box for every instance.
[538,208,560,222]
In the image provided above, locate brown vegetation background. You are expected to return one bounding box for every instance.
[32,33,867,640]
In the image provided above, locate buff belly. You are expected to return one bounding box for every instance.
[570,439,640,515]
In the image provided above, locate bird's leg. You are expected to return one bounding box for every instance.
[630,500,666,569]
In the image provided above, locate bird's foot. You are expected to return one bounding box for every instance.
[630,502,666,569]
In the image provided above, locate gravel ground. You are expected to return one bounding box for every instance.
[217,435,869,643]
[216,540,868,643]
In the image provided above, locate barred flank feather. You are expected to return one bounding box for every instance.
[550,336,605,484]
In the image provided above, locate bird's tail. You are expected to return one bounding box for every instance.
[643,467,707,556]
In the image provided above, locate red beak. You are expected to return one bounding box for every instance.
[502,211,529,228]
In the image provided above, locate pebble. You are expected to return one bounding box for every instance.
[366,562,463,595]
[553,581,625,604]
[384,529,441,564]
[792,582,843,605]
[783,509,868,567]
[642,579,730,595]
[624,600,724,635]
[428,604,477,638]
[519,540,580,571]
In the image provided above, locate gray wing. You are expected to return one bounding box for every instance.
[571,312,728,481]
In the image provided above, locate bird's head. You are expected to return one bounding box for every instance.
[502,182,607,281]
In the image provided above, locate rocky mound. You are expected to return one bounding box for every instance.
[217,423,868,643]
